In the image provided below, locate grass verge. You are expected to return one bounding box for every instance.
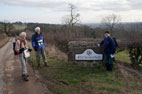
[115,50,131,63]
[29,54,124,94]
[28,49,142,94]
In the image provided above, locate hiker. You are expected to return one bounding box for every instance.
[98,31,116,71]
[32,27,49,68]
[15,32,32,81]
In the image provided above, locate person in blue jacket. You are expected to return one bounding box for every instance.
[98,31,116,71]
[32,27,48,68]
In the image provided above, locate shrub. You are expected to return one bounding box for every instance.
[128,42,142,67]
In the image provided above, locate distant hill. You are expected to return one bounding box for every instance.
[84,22,142,30]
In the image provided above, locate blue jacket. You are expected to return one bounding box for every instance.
[99,37,116,54]
[32,33,46,50]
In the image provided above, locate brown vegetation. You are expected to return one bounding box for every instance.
[46,45,68,61]
[0,34,9,48]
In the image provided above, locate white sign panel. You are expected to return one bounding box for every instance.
[75,49,103,60]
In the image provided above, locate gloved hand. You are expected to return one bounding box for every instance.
[20,48,24,53]
[28,48,32,52]
[110,54,115,58]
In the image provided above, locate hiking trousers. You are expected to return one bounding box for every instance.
[35,49,47,66]
[104,53,114,71]
[19,55,27,75]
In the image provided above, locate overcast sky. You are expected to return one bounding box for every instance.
[0,0,142,24]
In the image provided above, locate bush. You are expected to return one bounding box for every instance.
[129,47,142,67]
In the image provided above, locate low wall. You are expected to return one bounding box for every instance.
[68,40,104,67]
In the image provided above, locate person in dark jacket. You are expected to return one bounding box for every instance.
[32,27,49,68]
[98,31,116,71]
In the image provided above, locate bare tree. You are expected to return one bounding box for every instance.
[102,14,121,35]
[62,3,80,37]
[68,3,80,27]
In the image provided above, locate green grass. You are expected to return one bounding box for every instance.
[28,50,142,94]
[38,59,126,94]
[115,50,131,63]
[29,53,125,94]
[13,24,27,30]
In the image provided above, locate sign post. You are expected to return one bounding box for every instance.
[75,49,103,61]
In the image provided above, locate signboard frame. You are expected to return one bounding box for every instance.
[75,49,103,61]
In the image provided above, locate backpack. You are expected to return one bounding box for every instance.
[112,38,118,47]
[13,39,24,55]
[13,42,17,55]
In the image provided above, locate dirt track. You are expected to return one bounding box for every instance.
[0,38,51,94]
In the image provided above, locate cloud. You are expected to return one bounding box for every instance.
[1,0,142,12]
[1,0,142,23]
[78,0,130,11]
[127,0,142,10]
[0,0,68,11]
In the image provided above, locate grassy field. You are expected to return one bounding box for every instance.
[39,60,125,94]
[28,49,142,94]
[13,24,27,30]
[115,50,131,63]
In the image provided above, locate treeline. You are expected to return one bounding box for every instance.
[26,23,96,37]
[1,21,142,67]
[0,21,26,36]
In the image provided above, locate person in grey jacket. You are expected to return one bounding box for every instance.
[15,32,32,81]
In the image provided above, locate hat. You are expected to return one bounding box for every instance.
[105,31,110,34]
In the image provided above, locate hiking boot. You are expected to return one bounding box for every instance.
[22,74,29,81]
[44,63,49,67]
[37,64,41,69]
[22,74,29,77]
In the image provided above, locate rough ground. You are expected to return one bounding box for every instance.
[0,38,51,94]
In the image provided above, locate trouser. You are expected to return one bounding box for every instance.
[19,55,27,75]
[35,49,47,66]
[104,53,114,71]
